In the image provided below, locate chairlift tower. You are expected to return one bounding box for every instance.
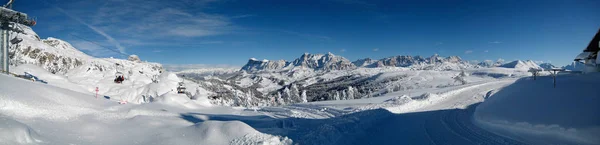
[0,0,36,74]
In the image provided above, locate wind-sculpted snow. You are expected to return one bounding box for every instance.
[474,73,600,145]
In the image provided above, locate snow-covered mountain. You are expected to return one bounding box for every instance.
[366,54,475,70]
[476,59,504,68]
[352,58,376,67]
[498,60,542,70]
[292,52,355,71]
[241,52,355,72]
[538,63,557,70]
[9,25,92,74]
[241,58,289,72]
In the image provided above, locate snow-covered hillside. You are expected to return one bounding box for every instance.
[9,25,92,74]
[0,73,291,145]
[498,60,542,70]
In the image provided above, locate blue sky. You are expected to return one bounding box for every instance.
[18,0,600,66]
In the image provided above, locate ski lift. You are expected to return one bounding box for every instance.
[113,63,125,83]
[177,82,186,94]
[114,72,124,83]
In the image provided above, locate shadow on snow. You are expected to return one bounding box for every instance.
[180,103,522,145]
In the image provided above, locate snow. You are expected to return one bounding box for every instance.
[0,73,291,144]
[474,73,600,145]
[3,63,596,144]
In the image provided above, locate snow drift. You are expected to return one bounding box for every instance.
[474,73,600,145]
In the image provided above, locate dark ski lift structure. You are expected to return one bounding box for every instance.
[0,0,36,74]
[177,82,186,94]
[177,75,186,94]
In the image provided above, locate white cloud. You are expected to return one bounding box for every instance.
[464,50,474,54]
[340,49,347,52]
[69,40,118,56]
[489,41,502,44]
[373,48,379,51]
[51,0,233,52]
[484,50,489,53]
[435,42,444,45]
[280,30,331,40]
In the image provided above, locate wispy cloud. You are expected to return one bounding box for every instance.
[465,50,474,54]
[69,40,117,56]
[52,5,127,54]
[340,49,347,52]
[489,41,502,44]
[435,42,444,45]
[373,48,379,51]
[280,30,332,41]
[47,0,234,54]
[484,50,489,53]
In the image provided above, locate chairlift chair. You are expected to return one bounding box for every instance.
[176,82,186,94]
[114,72,125,83]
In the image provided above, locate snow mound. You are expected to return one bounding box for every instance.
[384,95,412,105]
[157,121,293,145]
[474,73,600,145]
[0,116,43,144]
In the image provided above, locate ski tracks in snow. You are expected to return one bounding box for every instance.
[251,79,523,144]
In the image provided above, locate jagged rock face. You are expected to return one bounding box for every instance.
[352,58,375,67]
[292,53,355,71]
[240,58,289,72]
[9,25,91,74]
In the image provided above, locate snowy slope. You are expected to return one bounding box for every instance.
[475,73,600,145]
[0,73,292,145]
